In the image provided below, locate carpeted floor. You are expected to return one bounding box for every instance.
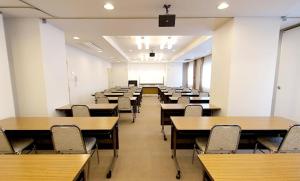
[89,95,204,181]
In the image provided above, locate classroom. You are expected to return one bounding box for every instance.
[1,1,300,180]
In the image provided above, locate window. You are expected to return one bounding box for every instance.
[187,61,194,88]
[201,55,212,92]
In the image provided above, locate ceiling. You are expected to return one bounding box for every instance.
[0,0,300,63]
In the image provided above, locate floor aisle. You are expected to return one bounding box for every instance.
[90,96,203,181]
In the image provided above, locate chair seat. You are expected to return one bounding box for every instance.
[10,138,34,154]
[84,137,97,153]
[196,137,208,152]
[257,137,282,152]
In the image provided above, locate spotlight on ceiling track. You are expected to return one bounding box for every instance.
[159,4,176,27]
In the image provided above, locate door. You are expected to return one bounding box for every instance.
[274,26,300,122]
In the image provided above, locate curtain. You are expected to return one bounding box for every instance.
[194,58,204,90]
[182,63,188,87]
[187,61,194,88]
[201,55,212,92]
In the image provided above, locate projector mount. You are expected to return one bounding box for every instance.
[163,4,171,14]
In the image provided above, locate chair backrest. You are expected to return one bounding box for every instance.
[205,125,241,154]
[192,89,199,94]
[172,92,181,97]
[96,97,109,104]
[118,97,131,110]
[95,92,104,98]
[278,125,300,153]
[124,92,133,97]
[71,105,90,117]
[183,88,190,92]
[51,125,87,154]
[0,128,14,154]
[185,105,203,117]
[199,92,209,97]
[178,97,190,105]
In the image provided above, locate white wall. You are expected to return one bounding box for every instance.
[66,45,111,104]
[274,26,300,122]
[211,18,281,116]
[0,14,15,119]
[210,20,234,115]
[128,63,166,84]
[227,18,280,116]
[110,63,128,87]
[165,63,183,87]
[40,22,69,115]
[5,18,48,116]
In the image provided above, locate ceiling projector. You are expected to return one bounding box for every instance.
[159,4,176,27]
[149,52,155,57]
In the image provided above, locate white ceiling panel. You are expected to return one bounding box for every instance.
[0,8,51,18]
[0,0,29,7]
[23,0,300,18]
[48,18,229,36]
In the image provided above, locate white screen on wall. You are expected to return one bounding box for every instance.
[128,63,165,84]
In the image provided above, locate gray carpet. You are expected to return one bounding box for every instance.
[89,95,204,180]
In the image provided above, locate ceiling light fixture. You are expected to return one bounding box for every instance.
[217,2,229,10]
[73,36,80,40]
[136,36,143,50]
[83,42,103,52]
[104,2,114,10]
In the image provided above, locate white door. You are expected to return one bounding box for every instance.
[274,26,300,122]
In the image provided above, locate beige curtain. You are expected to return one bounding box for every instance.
[182,63,188,87]
[194,58,204,90]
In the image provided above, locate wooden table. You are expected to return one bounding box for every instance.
[169,96,210,103]
[0,117,119,179]
[0,154,89,181]
[160,104,220,141]
[163,92,200,103]
[56,103,118,117]
[199,154,300,181]
[171,116,295,179]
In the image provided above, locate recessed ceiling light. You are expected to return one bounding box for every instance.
[104,3,114,10]
[97,50,102,53]
[217,2,229,10]
[73,36,80,40]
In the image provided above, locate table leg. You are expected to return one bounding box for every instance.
[161,125,167,141]
[106,126,118,179]
[171,126,181,179]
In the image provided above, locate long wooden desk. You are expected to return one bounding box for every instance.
[199,154,300,181]
[56,103,118,117]
[163,92,200,103]
[0,154,89,181]
[171,116,295,179]
[160,104,220,141]
[0,117,119,178]
[169,96,210,104]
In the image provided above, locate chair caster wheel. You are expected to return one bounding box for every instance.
[176,172,181,179]
[164,137,167,141]
[106,171,112,178]
[171,155,174,159]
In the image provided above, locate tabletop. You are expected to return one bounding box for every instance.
[56,103,117,110]
[0,117,119,131]
[171,116,295,131]
[161,103,219,110]
[199,153,300,181]
[0,154,90,181]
